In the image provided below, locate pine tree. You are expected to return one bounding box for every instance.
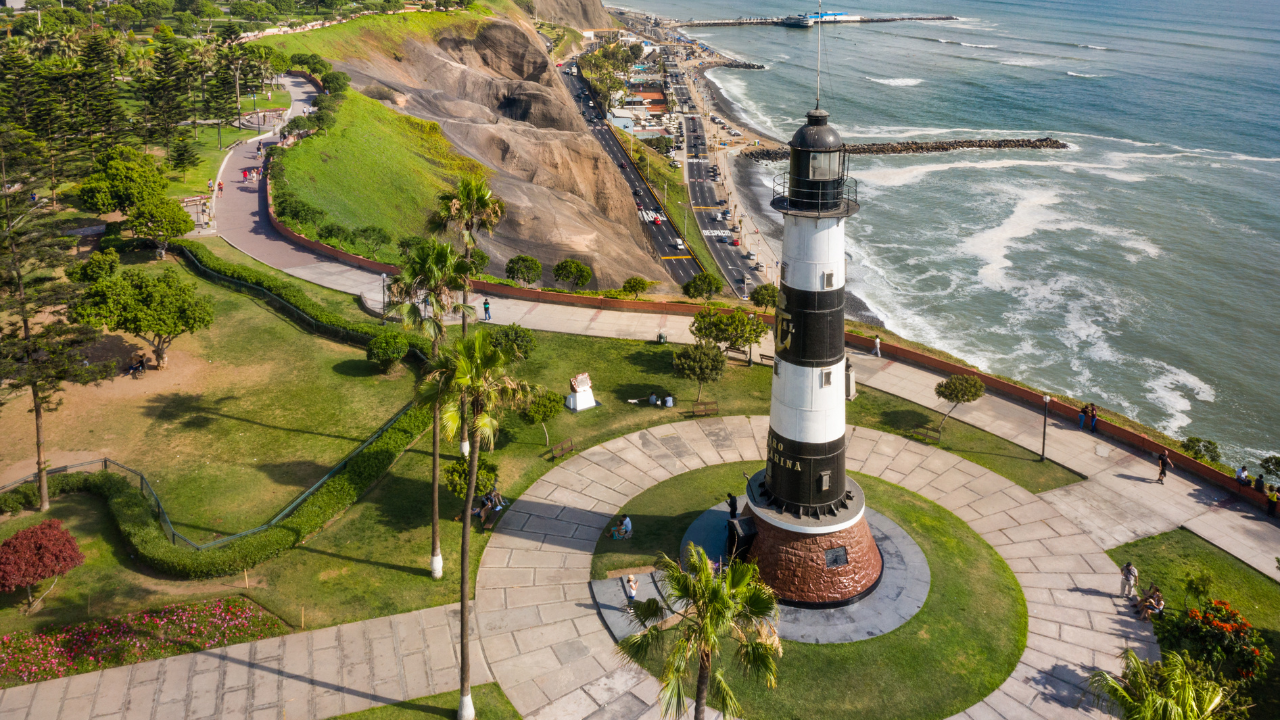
[0,49,37,129]
[168,132,201,180]
[144,41,189,152]
[27,68,74,209]
[203,64,237,150]
[78,34,129,163]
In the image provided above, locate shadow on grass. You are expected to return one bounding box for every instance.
[333,358,382,378]
[142,392,365,443]
[882,409,932,432]
[296,546,434,578]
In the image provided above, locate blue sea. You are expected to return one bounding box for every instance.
[615,0,1280,465]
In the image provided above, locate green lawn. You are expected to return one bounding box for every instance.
[187,236,375,325]
[272,90,486,263]
[252,10,493,61]
[592,462,752,579]
[0,251,417,545]
[612,126,720,284]
[333,684,518,719]
[633,472,1027,720]
[848,386,1083,494]
[1107,529,1280,716]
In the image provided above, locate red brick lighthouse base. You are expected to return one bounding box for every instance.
[744,507,883,607]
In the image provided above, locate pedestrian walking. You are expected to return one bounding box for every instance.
[217,181,224,197]
[1157,450,1171,484]
[873,334,881,358]
[483,298,491,321]
[727,492,738,520]
[242,169,249,183]
[1120,561,1138,598]
[207,179,213,193]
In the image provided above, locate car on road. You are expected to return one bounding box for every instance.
[588,101,595,107]
[619,162,627,169]
[654,217,662,225]
[731,238,741,246]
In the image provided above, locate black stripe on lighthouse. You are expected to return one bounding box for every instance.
[765,429,848,508]
[774,285,846,368]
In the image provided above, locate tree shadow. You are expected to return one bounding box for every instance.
[141,392,365,442]
[296,545,434,579]
[881,409,932,432]
[83,334,144,370]
[255,459,333,490]
[332,358,382,378]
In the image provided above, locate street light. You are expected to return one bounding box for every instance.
[380,273,387,325]
[1041,395,1051,461]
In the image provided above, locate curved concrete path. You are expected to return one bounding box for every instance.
[474,417,1156,720]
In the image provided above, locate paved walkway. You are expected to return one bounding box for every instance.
[473,417,1155,720]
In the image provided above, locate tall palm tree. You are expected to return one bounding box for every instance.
[396,239,471,579]
[427,176,505,337]
[619,545,782,720]
[1089,650,1227,720]
[435,330,533,720]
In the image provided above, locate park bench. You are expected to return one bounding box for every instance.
[724,346,749,362]
[692,401,719,417]
[552,437,575,459]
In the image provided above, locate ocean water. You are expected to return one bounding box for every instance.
[616,0,1280,463]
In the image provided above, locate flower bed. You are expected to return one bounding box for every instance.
[0,597,286,687]
[1155,599,1274,682]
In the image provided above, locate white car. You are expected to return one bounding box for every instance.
[588,101,595,107]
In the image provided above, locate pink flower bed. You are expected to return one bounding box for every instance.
[0,597,287,686]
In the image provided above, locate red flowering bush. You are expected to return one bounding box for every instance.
[0,597,286,686]
[1155,599,1274,683]
[0,520,85,607]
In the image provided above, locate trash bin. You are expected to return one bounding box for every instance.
[657,332,667,344]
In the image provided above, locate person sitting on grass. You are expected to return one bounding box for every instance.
[1130,583,1160,608]
[664,392,674,408]
[611,514,632,540]
[1137,591,1165,622]
[125,353,146,375]
[649,391,659,406]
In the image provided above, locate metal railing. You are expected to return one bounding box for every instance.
[0,247,430,551]
[770,174,859,216]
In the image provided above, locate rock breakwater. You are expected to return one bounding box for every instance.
[742,137,1068,162]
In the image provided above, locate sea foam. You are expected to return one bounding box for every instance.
[865,77,925,87]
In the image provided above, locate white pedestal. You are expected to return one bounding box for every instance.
[566,388,597,413]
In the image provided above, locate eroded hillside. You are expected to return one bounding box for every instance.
[260,10,665,289]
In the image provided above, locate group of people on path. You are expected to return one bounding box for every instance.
[1233,464,1280,516]
[1077,403,1101,433]
[1119,562,1166,622]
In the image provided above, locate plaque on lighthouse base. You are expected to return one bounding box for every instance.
[745,469,883,608]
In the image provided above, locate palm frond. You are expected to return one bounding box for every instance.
[709,667,744,720]
[627,597,666,628]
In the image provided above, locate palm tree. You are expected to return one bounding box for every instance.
[435,330,533,720]
[1089,650,1227,720]
[427,176,505,337]
[619,545,782,720]
[396,240,471,579]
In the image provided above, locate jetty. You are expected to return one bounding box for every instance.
[671,13,958,29]
[742,138,1069,162]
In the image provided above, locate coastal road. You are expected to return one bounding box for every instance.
[562,72,701,286]
[669,78,767,298]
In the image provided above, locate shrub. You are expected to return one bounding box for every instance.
[273,188,326,226]
[622,276,657,299]
[490,324,536,362]
[524,390,564,446]
[366,332,408,371]
[934,374,986,432]
[0,520,85,608]
[505,255,542,287]
[1155,600,1274,683]
[67,248,120,284]
[749,283,778,309]
[1181,437,1223,465]
[442,455,498,500]
[553,259,592,289]
[321,71,352,93]
[682,272,723,302]
[318,222,352,244]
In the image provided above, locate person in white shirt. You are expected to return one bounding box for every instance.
[873,335,882,357]
[625,575,638,602]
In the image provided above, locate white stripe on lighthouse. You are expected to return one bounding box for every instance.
[770,359,847,445]
[781,215,847,291]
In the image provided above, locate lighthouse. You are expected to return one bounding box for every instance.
[743,108,883,607]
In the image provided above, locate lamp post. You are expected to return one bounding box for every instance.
[1041,395,1051,462]
[380,273,387,325]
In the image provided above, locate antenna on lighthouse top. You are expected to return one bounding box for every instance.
[815,0,822,110]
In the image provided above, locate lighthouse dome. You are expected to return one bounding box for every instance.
[790,109,842,151]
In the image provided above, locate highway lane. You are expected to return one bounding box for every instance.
[668,75,767,298]
[561,71,701,286]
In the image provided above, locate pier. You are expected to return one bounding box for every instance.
[670,14,958,29]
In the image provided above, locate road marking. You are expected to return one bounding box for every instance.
[661,255,694,260]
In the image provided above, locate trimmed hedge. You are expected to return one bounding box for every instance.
[0,405,432,579]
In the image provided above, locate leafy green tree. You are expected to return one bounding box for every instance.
[1181,437,1223,465]
[366,332,408,372]
[523,388,563,446]
[1088,650,1227,720]
[682,272,723,302]
[1262,456,1280,480]
[428,176,506,337]
[129,195,194,256]
[397,239,470,579]
[504,254,541,287]
[1182,571,1213,607]
[673,340,725,402]
[690,306,723,344]
[167,133,201,181]
[67,249,120,284]
[355,225,392,259]
[0,128,115,512]
[489,324,535,362]
[934,374,986,433]
[79,146,168,215]
[622,276,657,299]
[194,0,223,34]
[720,308,767,363]
[105,4,142,32]
[434,329,534,720]
[619,545,781,720]
[174,10,199,36]
[749,283,778,309]
[320,70,351,93]
[553,258,592,290]
[72,267,214,370]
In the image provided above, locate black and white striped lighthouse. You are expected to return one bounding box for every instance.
[744,108,883,607]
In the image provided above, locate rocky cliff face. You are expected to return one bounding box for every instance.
[335,19,665,289]
[532,0,612,31]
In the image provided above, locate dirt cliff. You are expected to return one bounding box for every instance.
[531,0,612,31]
[335,19,664,289]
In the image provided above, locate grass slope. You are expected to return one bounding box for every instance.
[275,91,486,259]
[253,10,492,61]
[632,472,1027,720]
[333,683,518,719]
[1107,529,1280,716]
[848,386,1082,494]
